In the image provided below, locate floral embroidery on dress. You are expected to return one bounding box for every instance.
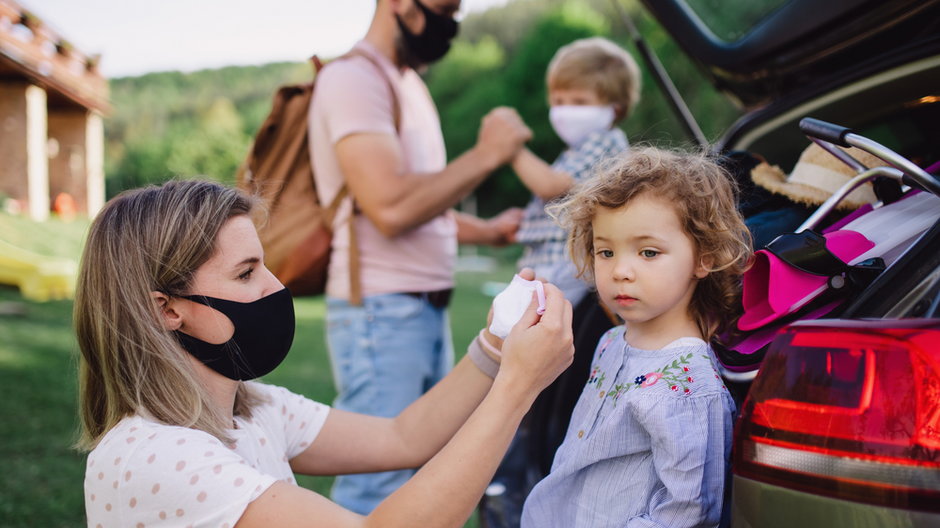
[703,354,730,392]
[607,382,629,403]
[585,329,621,391]
[641,372,662,387]
[587,365,606,388]
[595,328,622,360]
[603,352,697,405]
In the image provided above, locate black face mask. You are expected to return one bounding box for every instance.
[174,288,295,381]
[396,0,459,65]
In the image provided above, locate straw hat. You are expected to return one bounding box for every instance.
[751,143,886,210]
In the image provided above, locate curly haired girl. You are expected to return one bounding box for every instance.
[521,146,752,528]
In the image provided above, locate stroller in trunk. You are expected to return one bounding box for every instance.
[718,117,940,392]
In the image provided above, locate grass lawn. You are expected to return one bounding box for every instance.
[0,210,518,527]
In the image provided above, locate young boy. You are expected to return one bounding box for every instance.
[514,36,641,306]
[481,37,642,528]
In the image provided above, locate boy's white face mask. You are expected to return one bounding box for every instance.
[488,275,547,339]
[549,105,616,148]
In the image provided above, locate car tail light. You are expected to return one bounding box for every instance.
[734,319,940,512]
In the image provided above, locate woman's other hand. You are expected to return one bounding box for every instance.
[497,277,573,395]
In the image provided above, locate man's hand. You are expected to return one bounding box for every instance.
[487,207,523,246]
[475,107,532,171]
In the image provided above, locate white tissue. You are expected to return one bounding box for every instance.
[488,275,547,338]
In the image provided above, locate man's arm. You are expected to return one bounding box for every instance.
[454,208,523,246]
[335,107,530,238]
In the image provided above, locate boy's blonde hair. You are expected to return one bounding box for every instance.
[75,179,265,451]
[549,147,753,340]
[547,36,642,121]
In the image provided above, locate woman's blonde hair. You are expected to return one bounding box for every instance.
[549,147,753,340]
[547,36,642,121]
[75,179,265,451]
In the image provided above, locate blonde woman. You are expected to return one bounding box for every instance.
[75,179,573,528]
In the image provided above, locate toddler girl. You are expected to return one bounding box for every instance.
[521,147,752,527]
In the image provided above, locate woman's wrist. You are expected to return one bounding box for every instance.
[478,329,502,359]
[488,370,539,412]
[467,331,501,379]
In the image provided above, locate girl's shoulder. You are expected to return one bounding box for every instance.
[597,325,626,348]
[623,340,731,399]
[594,325,626,359]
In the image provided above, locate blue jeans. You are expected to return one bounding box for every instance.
[325,293,453,514]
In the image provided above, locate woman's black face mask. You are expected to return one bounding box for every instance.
[396,0,459,66]
[174,288,295,381]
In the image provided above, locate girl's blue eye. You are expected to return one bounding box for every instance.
[640,249,659,258]
[597,249,614,258]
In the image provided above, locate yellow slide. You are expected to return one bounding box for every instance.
[0,239,77,302]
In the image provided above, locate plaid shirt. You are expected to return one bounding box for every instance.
[516,128,628,271]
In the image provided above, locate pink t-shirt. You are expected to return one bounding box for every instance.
[83,382,329,528]
[309,41,456,300]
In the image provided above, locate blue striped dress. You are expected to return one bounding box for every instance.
[521,326,735,528]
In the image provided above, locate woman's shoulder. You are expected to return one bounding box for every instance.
[87,415,225,470]
[85,416,277,527]
[243,381,329,421]
[92,415,212,449]
[85,416,242,501]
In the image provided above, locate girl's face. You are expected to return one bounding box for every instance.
[592,193,709,347]
[178,215,283,344]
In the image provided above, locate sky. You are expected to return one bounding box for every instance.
[24,0,510,78]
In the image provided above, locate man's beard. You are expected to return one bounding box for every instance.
[394,32,425,71]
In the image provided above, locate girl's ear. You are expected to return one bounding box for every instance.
[150,291,183,331]
[694,255,713,279]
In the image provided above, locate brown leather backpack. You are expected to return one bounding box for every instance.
[236,52,399,302]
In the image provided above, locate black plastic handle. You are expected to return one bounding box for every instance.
[799,118,855,147]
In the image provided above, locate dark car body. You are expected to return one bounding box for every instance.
[643,0,940,166]
[639,1,940,526]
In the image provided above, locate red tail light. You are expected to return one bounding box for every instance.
[733,319,940,512]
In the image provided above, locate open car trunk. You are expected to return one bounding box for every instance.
[640,0,940,171]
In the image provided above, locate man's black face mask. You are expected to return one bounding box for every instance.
[396,0,459,66]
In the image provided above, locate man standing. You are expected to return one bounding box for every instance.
[308,0,532,514]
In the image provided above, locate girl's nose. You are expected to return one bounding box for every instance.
[612,257,635,281]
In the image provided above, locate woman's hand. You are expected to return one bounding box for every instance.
[496,276,573,396]
[481,267,539,353]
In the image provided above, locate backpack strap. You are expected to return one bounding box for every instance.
[322,48,402,306]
